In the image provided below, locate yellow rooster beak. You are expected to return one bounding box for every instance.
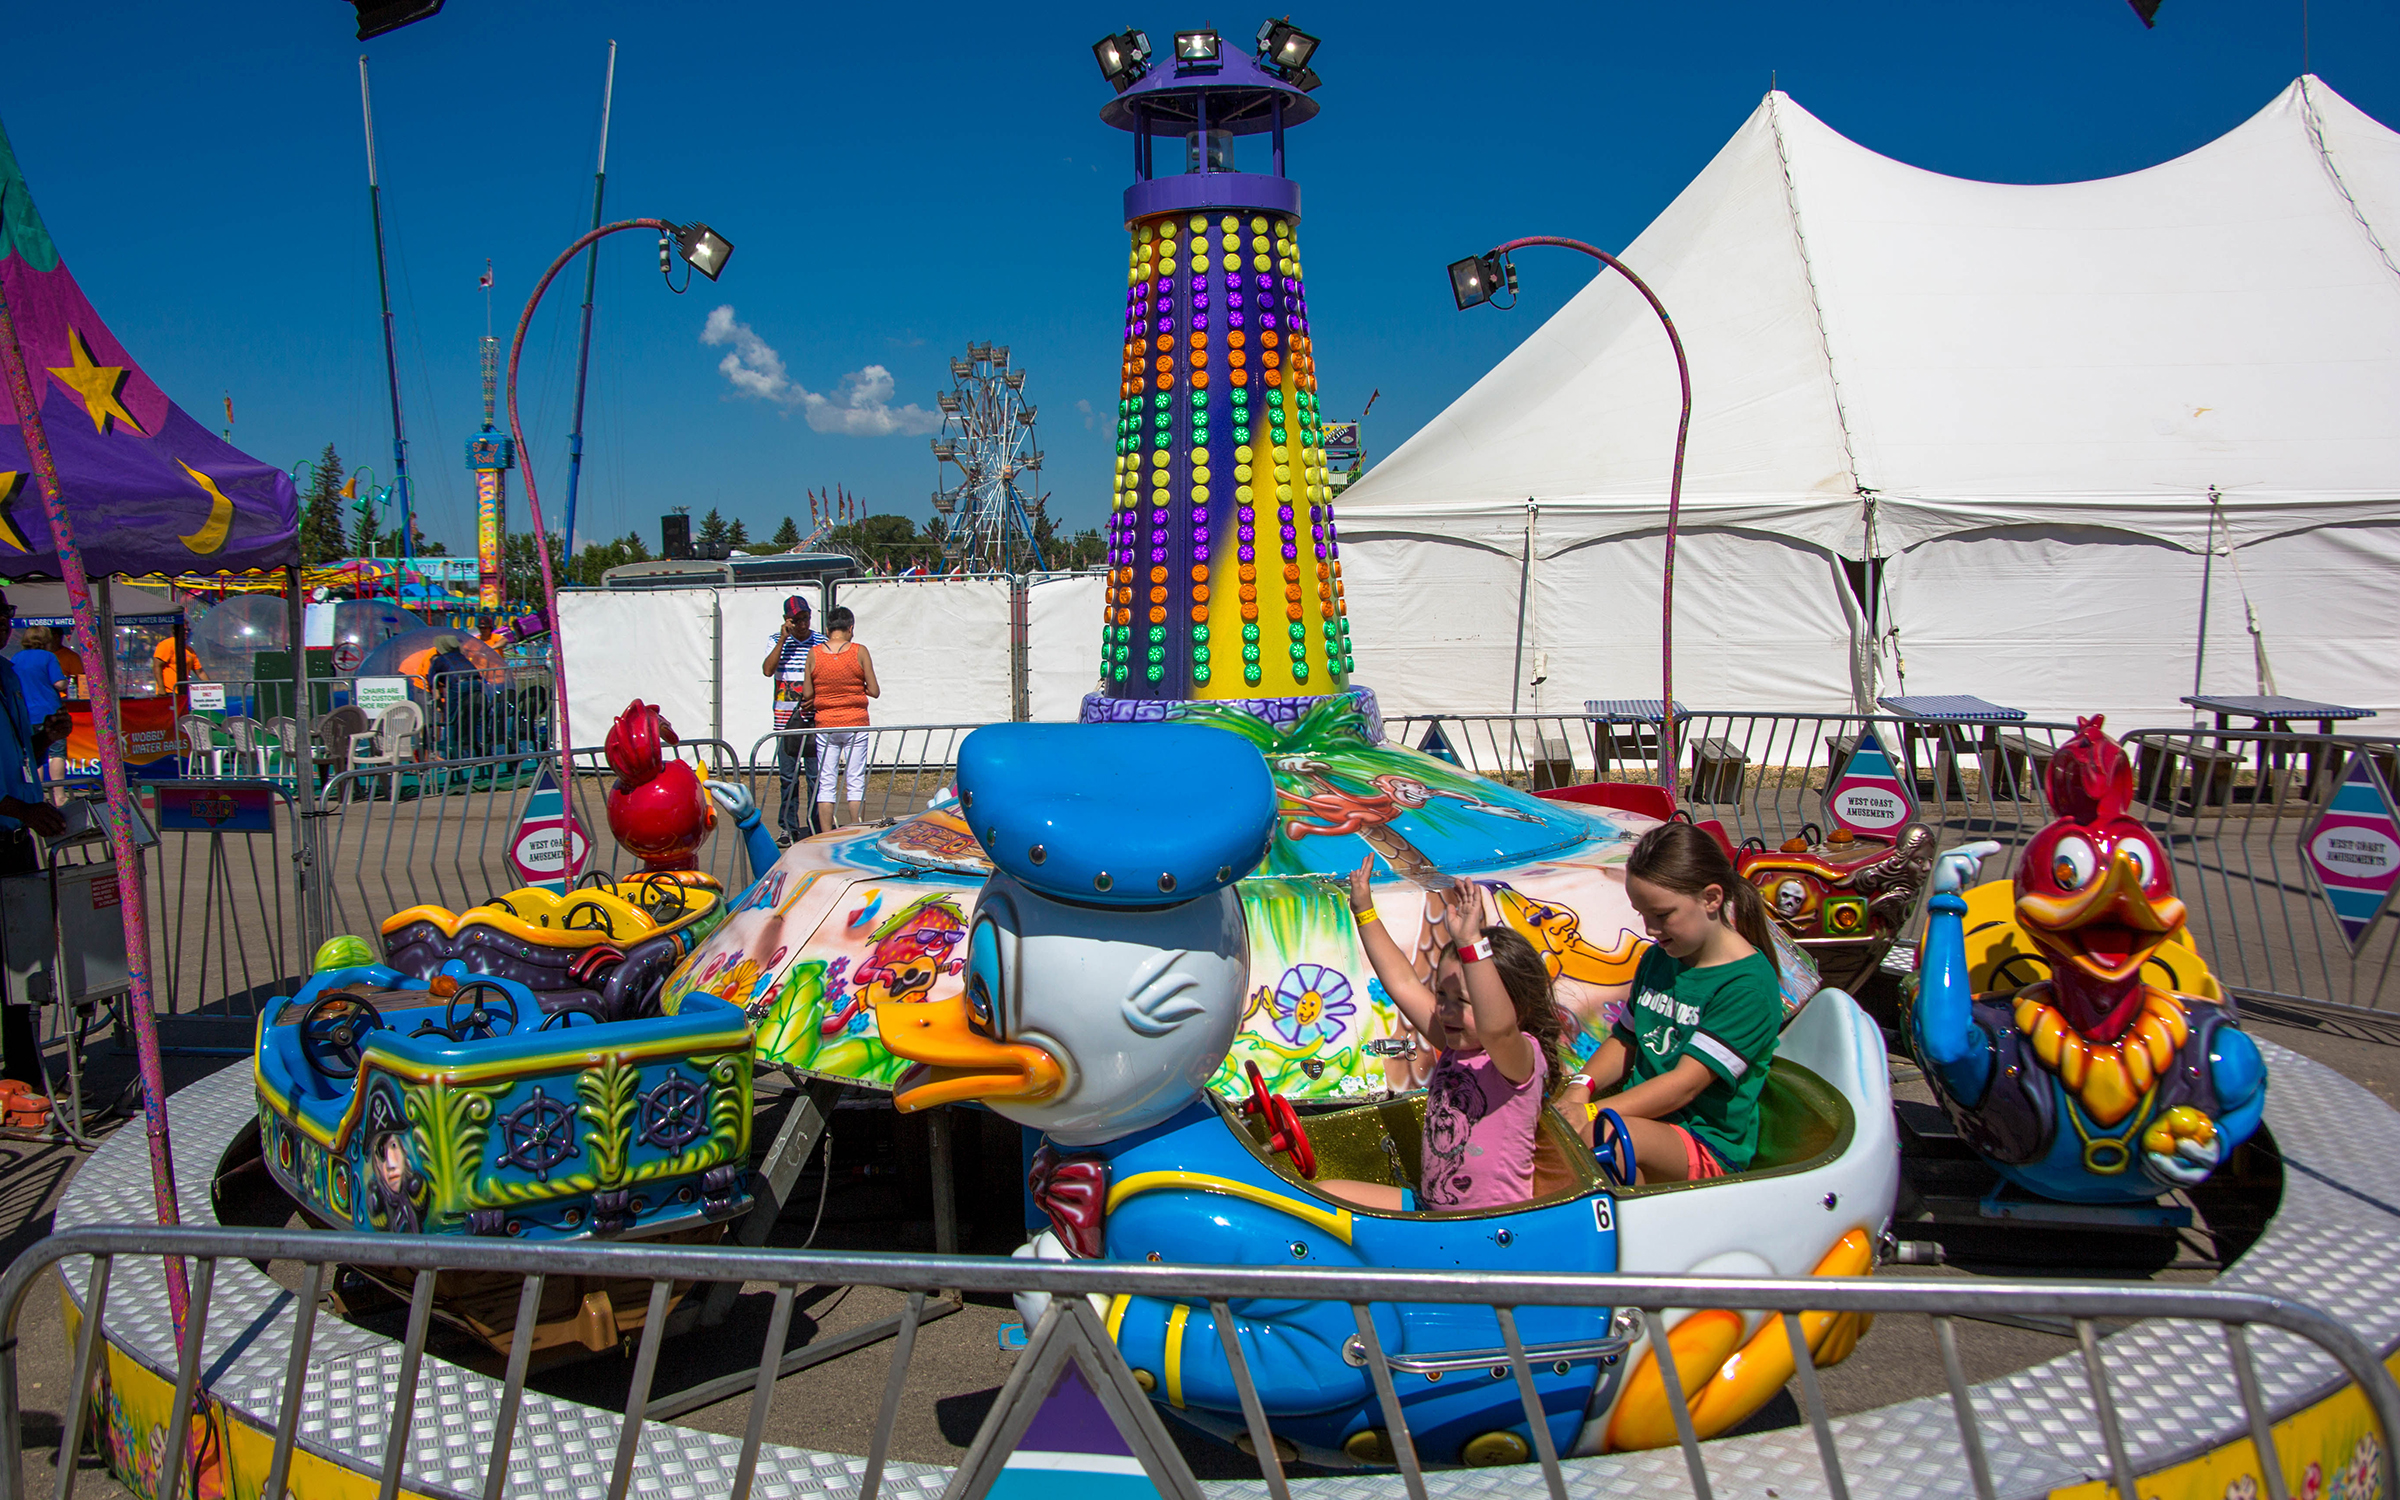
[877,993,1063,1112]
[2017,848,2188,988]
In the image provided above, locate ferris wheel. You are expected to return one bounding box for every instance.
[930,342,1048,574]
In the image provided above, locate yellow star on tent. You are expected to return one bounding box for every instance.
[0,472,27,552]
[47,328,145,436]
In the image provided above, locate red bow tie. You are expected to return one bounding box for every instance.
[1027,1143,1107,1259]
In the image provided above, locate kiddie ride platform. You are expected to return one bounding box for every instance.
[51,1034,2400,1499]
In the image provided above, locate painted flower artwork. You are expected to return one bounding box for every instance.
[1271,963,1355,1048]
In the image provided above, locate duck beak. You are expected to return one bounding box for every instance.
[878,993,1063,1112]
[2017,849,2188,988]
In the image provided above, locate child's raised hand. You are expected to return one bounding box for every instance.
[1347,854,1376,914]
[1431,879,1481,946]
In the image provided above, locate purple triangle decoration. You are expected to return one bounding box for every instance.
[2299,749,2400,956]
[1824,728,1918,837]
[946,1295,1202,1500]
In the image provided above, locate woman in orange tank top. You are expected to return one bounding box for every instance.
[803,605,880,829]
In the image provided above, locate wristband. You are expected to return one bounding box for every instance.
[1351,905,1378,926]
[1460,936,1494,964]
[1566,1073,1594,1092]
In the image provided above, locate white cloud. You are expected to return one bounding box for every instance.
[1075,398,1095,430]
[700,305,942,437]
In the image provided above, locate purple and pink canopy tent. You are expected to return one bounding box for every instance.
[0,117,296,580]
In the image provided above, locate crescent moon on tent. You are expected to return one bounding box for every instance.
[176,461,234,554]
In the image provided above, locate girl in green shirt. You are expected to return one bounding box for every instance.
[1557,823,1784,1182]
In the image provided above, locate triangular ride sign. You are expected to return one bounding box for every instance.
[1824,727,1918,837]
[2299,749,2400,955]
[945,1295,1202,1500]
[506,766,589,894]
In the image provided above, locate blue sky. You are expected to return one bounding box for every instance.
[6,1,2393,556]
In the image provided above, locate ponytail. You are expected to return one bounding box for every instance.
[1626,822,1772,956]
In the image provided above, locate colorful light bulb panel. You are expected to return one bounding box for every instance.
[1102,210,1356,701]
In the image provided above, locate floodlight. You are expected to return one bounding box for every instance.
[1285,65,1321,93]
[1448,255,1493,310]
[1175,29,1221,61]
[1093,28,1153,91]
[670,222,734,281]
[1255,18,1320,75]
[352,0,444,40]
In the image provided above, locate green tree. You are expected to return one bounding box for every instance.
[300,443,347,563]
[727,517,750,551]
[1064,527,1107,569]
[826,513,933,572]
[502,530,567,608]
[771,515,800,549]
[696,508,730,556]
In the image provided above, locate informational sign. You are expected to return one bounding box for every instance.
[949,1298,1202,1500]
[354,676,411,715]
[154,784,275,834]
[1823,728,1918,837]
[63,697,180,781]
[507,766,589,893]
[2300,750,2400,955]
[185,682,226,713]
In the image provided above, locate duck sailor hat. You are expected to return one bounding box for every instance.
[955,724,1274,906]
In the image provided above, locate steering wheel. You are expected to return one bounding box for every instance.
[562,901,619,938]
[636,874,691,923]
[539,1006,601,1032]
[1592,1107,1637,1188]
[1241,1060,1317,1179]
[573,868,618,891]
[299,992,382,1079]
[443,981,520,1042]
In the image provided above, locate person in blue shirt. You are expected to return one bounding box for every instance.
[758,595,827,845]
[0,592,68,1088]
[11,626,67,724]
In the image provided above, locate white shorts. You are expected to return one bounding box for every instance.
[815,729,870,802]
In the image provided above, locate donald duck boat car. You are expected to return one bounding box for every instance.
[879,723,1899,1465]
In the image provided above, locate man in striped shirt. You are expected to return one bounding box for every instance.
[760,595,827,844]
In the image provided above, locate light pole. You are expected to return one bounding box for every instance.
[1450,238,1693,801]
[505,218,731,874]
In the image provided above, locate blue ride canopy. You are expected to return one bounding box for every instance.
[957,723,1275,906]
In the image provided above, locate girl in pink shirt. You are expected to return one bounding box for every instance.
[1317,858,1571,1212]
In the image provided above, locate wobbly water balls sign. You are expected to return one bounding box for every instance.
[2301,750,2400,955]
[507,766,589,894]
[1824,728,1917,837]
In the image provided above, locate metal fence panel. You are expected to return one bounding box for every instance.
[5,1224,2396,1500]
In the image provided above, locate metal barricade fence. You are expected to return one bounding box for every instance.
[741,724,979,830]
[4,1223,2395,1500]
[2120,726,2400,1015]
[1386,710,2083,880]
[105,779,308,1031]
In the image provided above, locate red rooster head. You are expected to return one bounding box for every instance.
[2014,716,2186,1031]
[603,700,715,871]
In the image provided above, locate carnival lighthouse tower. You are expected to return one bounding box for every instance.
[1089,23,1354,714]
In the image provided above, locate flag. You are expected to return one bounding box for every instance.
[2127,0,2162,24]
[478,259,494,290]
[222,392,234,427]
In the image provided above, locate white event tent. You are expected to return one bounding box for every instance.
[1336,77,2400,729]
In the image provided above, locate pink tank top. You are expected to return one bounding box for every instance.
[1419,1039,1547,1210]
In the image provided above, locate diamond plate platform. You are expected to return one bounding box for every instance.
[52,1040,2390,1498]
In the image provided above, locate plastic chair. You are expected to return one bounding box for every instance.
[316,706,368,781]
[262,716,302,783]
[347,701,425,801]
[175,714,226,777]
[220,716,271,777]
[1532,782,1677,822]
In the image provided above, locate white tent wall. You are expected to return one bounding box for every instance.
[718,586,805,756]
[1025,573,1104,721]
[1538,528,1856,721]
[2218,522,2400,719]
[559,588,719,750]
[1340,533,1528,717]
[833,577,1014,727]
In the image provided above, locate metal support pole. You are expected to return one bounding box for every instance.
[359,59,414,561]
[559,40,617,557]
[0,269,187,1326]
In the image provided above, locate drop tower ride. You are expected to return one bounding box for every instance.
[1089,24,1355,716]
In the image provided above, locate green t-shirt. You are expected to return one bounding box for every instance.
[1611,946,1782,1170]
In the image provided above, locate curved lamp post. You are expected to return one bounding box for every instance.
[505,218,731,875]
[1450,237,1692,800]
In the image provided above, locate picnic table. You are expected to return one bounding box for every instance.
[1584,699,1690,784]
[1876,695,2028,800]
[2183,694,2379,802]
